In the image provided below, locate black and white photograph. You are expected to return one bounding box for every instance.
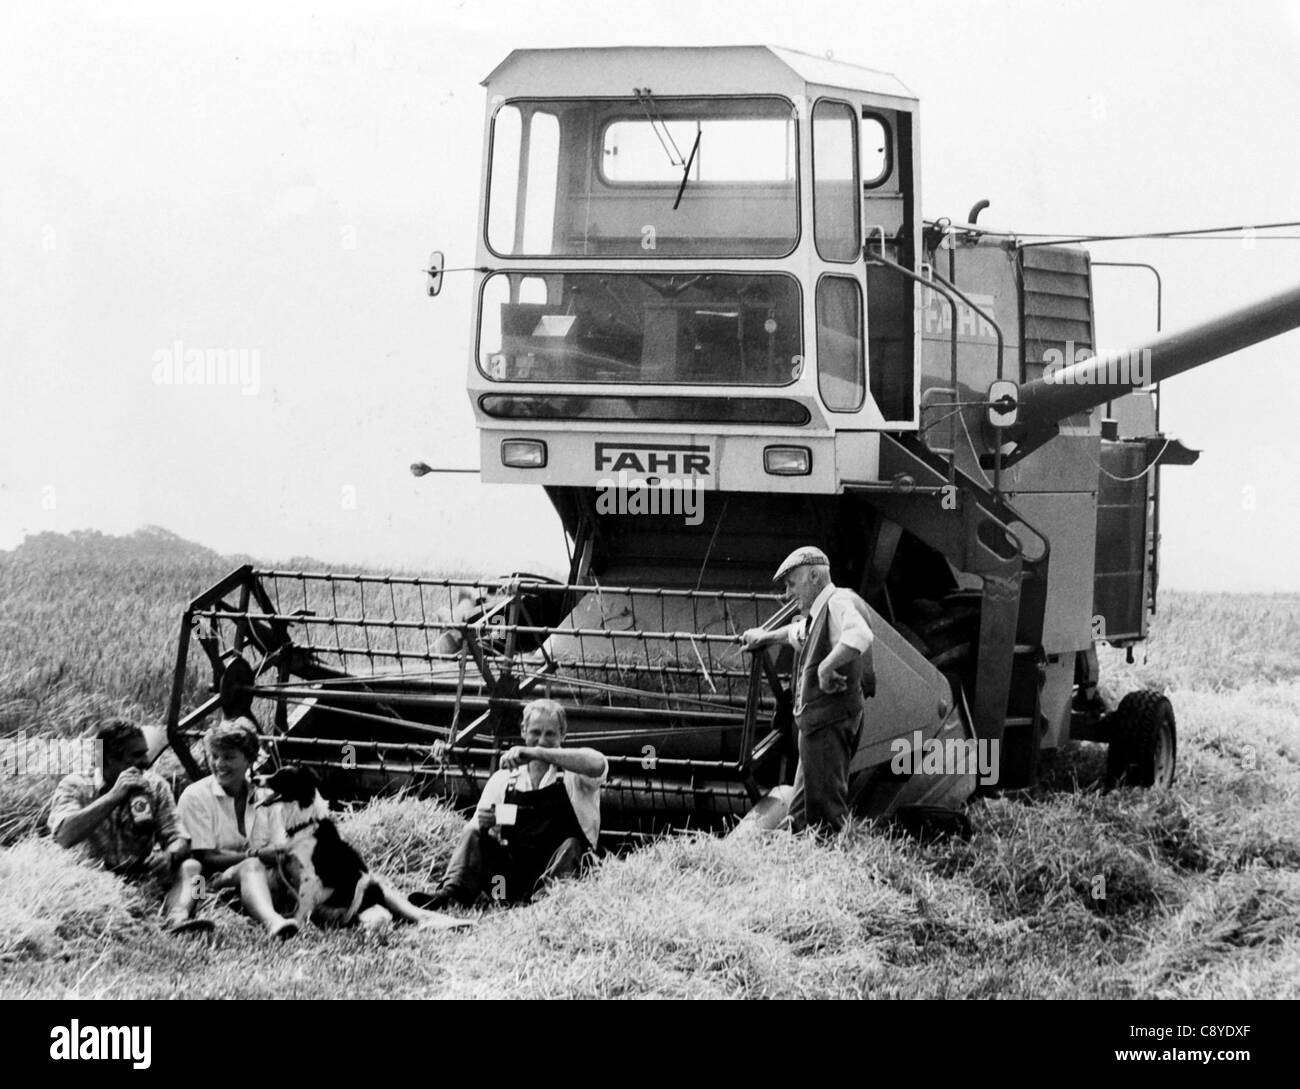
[2,0,1297,1041]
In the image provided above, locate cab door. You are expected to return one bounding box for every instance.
[859,102,918,426]
[810,98,871,423]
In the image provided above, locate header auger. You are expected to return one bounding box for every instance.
[168,46,1300,839]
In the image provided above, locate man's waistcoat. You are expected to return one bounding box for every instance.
[793,587,876,729]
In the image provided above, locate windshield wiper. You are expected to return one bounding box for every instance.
[631,90,701,210]
[673,127,701,211]
[633,88,686,165]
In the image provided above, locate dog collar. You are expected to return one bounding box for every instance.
[284,815,321,837]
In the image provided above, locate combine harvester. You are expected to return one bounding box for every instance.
[166,47,1300,839]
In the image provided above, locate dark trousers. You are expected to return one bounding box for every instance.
[788,709,864,834]
[437,825,588,905]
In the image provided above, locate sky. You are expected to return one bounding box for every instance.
[3,0,1300,589]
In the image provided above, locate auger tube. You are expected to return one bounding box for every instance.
[1016,280,1300,432]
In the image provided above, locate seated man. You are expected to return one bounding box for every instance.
[413,699,607,909]
[176,718,298,940]
[48,718,207,934]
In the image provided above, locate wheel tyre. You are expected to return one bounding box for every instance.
[1106,689,1176,789]
[915,611,978,711]
[218,654,256,720]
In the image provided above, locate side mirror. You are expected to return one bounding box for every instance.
[426,251,445,297]
[987,379,1019,429]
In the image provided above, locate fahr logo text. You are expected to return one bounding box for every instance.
[594,443,711,476]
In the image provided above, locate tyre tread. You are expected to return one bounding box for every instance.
[1106,688,1176,789]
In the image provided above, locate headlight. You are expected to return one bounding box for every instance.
[763,446,811,476]
[501,439,547,468]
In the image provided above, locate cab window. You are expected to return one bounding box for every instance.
[812,100,859,262]
[816,275,865,411]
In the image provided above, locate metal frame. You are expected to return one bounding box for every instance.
[164,567,796,818]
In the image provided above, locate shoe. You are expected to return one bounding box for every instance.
[415,912,476,931]
[270,919,300,941]
[407,889,454,911]
[165,917,215,937]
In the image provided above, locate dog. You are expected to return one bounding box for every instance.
[256,766,469,932]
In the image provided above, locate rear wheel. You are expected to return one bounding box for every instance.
[906,600,978,708]
[1106,689,1177,789]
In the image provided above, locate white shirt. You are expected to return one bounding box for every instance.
[475,755,609,849]
[787,584,874,655]
[176,774,287,853]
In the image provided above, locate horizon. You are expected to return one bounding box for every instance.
[9,525,1300,601]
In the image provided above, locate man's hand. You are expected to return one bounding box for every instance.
[739,628,769,653]
[108,767,145,803]
[499,745,535,770]
[817,660,848,693]
[474,807,496,832]
[144,849,173,879]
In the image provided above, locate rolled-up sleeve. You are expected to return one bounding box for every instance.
[48,775,88,836]
[574,752,609,792]
[828,592,873,654]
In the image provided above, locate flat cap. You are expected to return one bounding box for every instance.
[773,546,830,582]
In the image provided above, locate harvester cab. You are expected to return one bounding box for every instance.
[167,46,1300,838]
[468,46,923,500]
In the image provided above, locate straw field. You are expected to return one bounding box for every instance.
[1,529,1297,998]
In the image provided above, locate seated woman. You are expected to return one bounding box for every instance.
[176,719,299,940]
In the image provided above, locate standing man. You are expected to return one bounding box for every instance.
[412,699,607,909]
[49,718,208,934]
[741,547,874,834]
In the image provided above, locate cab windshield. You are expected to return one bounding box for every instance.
[478,271,802,385]
[486,96,799,257]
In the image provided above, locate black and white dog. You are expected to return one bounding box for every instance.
[256,766,469,932]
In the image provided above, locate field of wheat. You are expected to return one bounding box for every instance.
[1,528,1297,999]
